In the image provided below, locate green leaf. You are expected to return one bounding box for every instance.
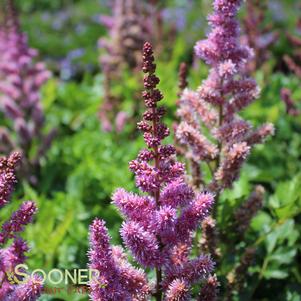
[44,209,74,258]
[269,248,297,265]
[263,269,289,279]
[266,231,278,254]
[251,211,272,232]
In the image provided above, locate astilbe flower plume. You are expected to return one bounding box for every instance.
[98,0,153,132]
[89,42,215,300]
[0,0,54,184]
[242,0,278,73]
[0,152,41,300]
[176,0,274,297]
[177,0,274,195]
[234,185,264,236]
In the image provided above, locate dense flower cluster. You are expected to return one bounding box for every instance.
[0,152,41,300]
[0,0,54,183]
[242,0,278,73]
[176,0,274,297]
[98,0,153,132]
[177,0,274,193]
[89,42,216,300]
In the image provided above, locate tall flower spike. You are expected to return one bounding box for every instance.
[0,0,53,184]
[0,152,40,300]
[234,185,264,235]
[88,219,131,300]
[242,0,278,73]
[98,0,153,132]
[175,1,274,298]
[177,0,274,192]
[0,201,37,244]
[89,42,215,300]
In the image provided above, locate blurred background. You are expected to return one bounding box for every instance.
[1,0,301,300]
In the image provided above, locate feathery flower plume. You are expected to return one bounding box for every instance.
[98,0,153,132]
[234,185,264,235]
[0,152,40,300]
[175,1,274,297]
[89,42,215,300]
[242,0,278,73]
[177,0,274,193]
[0,0,54,184]
[0,201,37,244]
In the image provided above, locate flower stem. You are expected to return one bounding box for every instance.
[155,268,163,301]
[152,106,163,300]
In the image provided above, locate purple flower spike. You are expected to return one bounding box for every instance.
[0,151,40,300]
[0,0,53,182]
[0,201,37,244]
[89,42,215,300]
[177,0,274,192]
[175,1,275,298]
